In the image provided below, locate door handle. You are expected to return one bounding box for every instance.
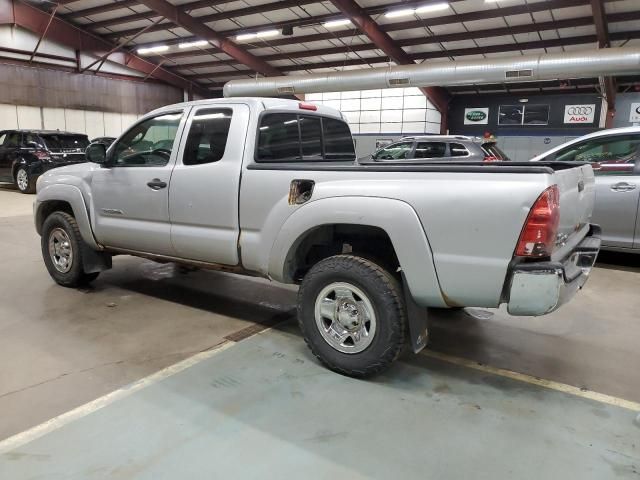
[610,182,637,192]
[147,178,167,190]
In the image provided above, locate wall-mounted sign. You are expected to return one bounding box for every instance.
[464,108,489,125]
[564,104,596,124]
[629,103,640,123]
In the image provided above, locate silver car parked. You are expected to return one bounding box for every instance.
[531,126,640,252]
[362,135,509,163]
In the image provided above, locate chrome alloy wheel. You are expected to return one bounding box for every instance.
[48,228,73,273]
[16,169,28,191]
[314,282,377,354]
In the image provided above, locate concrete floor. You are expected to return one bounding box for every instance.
[1,324,639,479]
[1,184,640,477]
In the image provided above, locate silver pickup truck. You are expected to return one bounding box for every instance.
[34,98,601,377]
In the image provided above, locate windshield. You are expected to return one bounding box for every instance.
[40,134,90,150]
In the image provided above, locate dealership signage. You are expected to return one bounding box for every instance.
[630,103,640,123]
[564,104,596,124]
[464,108,489,125]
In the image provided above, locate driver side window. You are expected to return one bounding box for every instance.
[113,112,183,167]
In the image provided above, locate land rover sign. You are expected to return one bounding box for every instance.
[464,108,489,125]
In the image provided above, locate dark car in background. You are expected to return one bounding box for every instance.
[362,135,510,163]
[0,130,90,193]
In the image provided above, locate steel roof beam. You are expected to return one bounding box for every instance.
[174,16,596,71]
[132,0,592,52]
[327,0,449,114]
[135,0,282,77]
[590,0,616,119]
[2,0,208,96]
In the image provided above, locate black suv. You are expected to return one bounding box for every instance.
[0,130,90,193]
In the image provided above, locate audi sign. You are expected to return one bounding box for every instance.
[564,104,596,124]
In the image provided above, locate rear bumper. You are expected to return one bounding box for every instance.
[506,225,601,316]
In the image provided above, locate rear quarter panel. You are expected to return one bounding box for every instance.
[239,166,551,308]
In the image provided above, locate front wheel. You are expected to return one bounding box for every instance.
[297,255,406,377]
[15,167,35,194]
[41,212,100,287]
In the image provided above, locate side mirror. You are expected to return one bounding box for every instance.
[86,142,107,165]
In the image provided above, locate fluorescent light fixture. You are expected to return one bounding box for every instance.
[256,29,280,38]
[236,33,257,41]
[323,18,353,28]
[284,119,299,124]
[137,45,169,55]
[385,8,415,18]
[178,40,208,49]
[415,2,449,14]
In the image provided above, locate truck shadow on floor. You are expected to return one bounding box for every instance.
[91,260,298,332]
[595,250,640,272]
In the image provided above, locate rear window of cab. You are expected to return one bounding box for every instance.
[256,113,355,162]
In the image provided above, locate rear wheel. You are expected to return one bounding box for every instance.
[298,255,406,377]
[15,167,35,194]
[41,212,100,287]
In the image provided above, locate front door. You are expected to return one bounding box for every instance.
[169,104,250,264]
[544,133,640,248]
[90,110,187,255]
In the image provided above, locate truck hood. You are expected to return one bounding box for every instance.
[36,162,98,193]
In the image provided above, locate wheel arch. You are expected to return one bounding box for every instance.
[269,196,446,308]
[35,184,100,250]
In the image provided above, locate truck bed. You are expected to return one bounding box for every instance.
[247,161,588,174]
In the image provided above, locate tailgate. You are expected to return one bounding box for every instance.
[552,163,595,255]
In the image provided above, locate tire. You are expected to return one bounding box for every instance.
[298,255,406,377]
[15,167,35,194]
[41,211,100,287]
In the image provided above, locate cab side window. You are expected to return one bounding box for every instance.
[183,108,232,165]
[552,135,640,176]
[113,112,183,167]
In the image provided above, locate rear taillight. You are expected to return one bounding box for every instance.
[515,185,560,257]
[484,155,499,162]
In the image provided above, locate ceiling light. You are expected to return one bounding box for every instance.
[236,33,257,41]
[178,40,208,49]
[256,29,280,38]
[323,18,353,28]
[385,8,415,18]
[137,45,169,55]
[415,3,449,14]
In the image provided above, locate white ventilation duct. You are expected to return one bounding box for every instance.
[223,47,640,98]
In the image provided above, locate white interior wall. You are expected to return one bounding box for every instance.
[0,103,141,139]
[306,88,442,135]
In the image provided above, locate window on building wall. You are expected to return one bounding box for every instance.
[523,105,549,125]
[498,104,549,126]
